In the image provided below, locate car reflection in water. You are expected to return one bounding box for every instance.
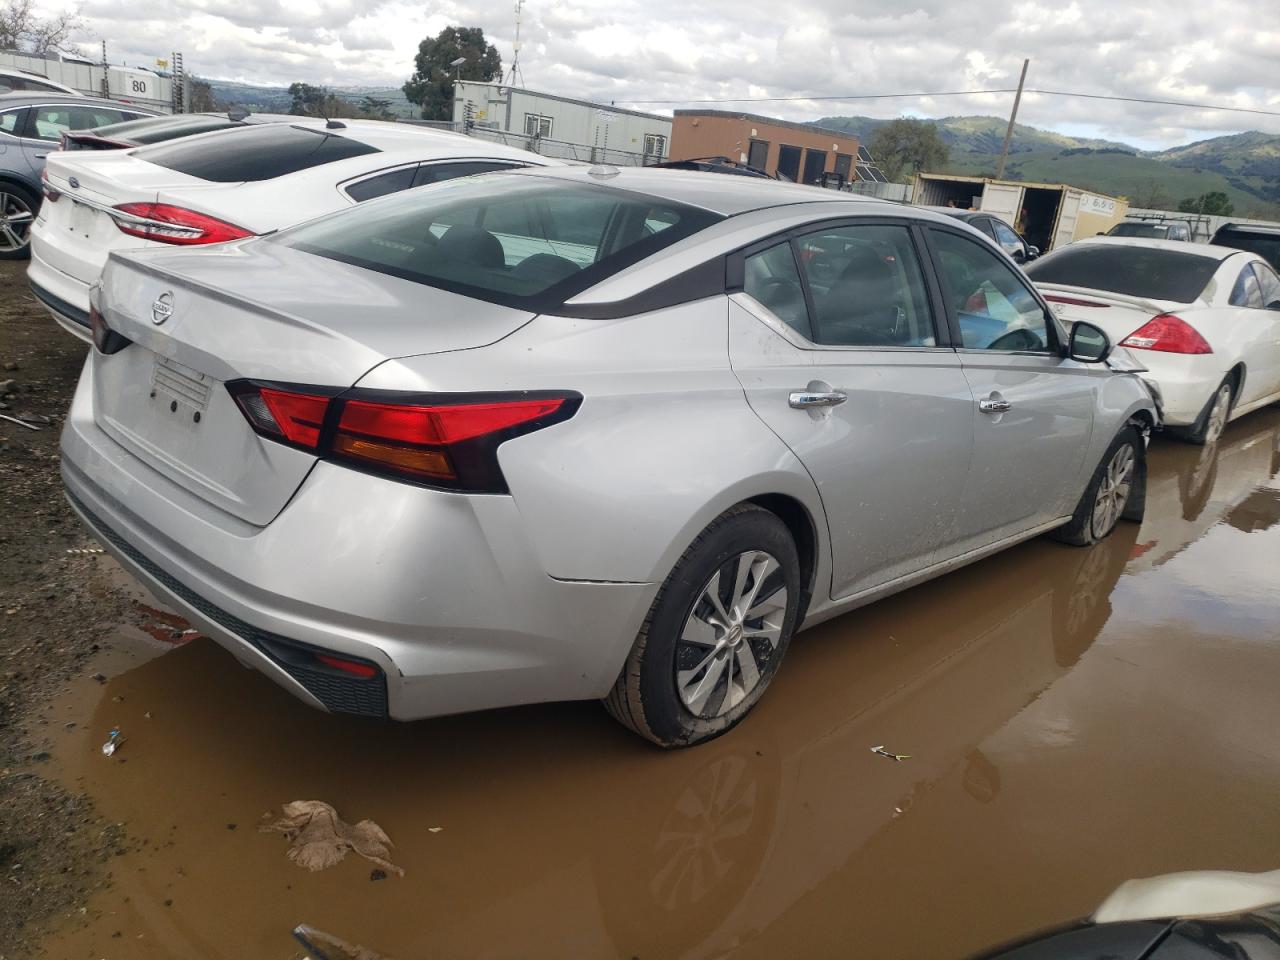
[56,415,1280,960]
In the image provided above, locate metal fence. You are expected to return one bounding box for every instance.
[400,120,658,166]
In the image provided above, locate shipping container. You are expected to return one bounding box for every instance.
[912,173,1128,253]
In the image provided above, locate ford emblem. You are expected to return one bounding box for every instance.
[151,292,174,326]
[68,176,80,189]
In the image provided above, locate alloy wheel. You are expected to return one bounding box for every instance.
[675,550,788,719]
[1203,383,1232,445]
[1091,443,1135,539]
[0,191,34,253]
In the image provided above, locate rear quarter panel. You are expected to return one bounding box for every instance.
[357,298,830,589]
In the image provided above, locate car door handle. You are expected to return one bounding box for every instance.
[35,153,48,159]
[790,391,847,409]
[979,398,1011,413]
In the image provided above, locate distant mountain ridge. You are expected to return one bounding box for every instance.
[817,115,1280,216]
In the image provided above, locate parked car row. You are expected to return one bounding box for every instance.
[12,102,1280,746]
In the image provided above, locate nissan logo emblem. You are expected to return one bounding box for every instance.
[68,176,80,189]
[151,292,174,326]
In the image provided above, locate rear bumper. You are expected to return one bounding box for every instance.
[28,250,92,342]
[60,362,658,722]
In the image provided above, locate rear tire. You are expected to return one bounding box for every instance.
[0,183,37,261]
[604,504,801,748]
[1052,426,1145,547]
[1177,376,1235,446]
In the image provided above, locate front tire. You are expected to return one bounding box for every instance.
[604,504,801,748]
[1052,426,1145,547]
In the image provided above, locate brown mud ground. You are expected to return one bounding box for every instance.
[3,261,1280,959]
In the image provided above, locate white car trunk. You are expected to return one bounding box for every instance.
[92,241,537,525]
[1037,284,1192,345]
[40,151,208,288]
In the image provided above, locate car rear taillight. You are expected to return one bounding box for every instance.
[228,383,581,493]
[89,304,132,355]
[109,203,253,245]
[41,168,60,202]
[1120,314,1212,354]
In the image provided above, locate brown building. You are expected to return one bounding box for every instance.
[669,110,861,185]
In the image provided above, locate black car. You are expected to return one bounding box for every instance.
[648,155,777,179]
[927,206,1040,264]
[1212,222,1280,273]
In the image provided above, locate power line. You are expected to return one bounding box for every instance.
[615,87,1280,119]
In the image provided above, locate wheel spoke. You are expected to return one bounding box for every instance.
[734,644,761,697]
[738,554,780,616]
[0,223,22,250]
[681,613,719,648]
[730,552,755,611]
[702,570,731,626]
[678,651,728,716]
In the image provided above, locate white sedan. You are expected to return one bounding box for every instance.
[29,118,559,341]
[1027,237,1280,445]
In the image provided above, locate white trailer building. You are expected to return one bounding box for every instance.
[451,81,672,166]
[913,173,1129,253]
[0,50,176,114]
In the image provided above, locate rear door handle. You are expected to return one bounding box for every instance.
[979,398,1011,413]
[790,391,847,409]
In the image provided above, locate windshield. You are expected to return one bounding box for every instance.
[1026,244,1220,303]
[276,175,723,310]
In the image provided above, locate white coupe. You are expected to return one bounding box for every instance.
[29,118,559,341]
[1027,236,1280,445]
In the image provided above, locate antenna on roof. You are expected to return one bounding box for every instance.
[504,0,526,88]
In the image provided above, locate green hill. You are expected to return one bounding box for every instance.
[818,115,1280,217]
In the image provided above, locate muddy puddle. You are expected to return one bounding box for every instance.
[34,411,1280,960]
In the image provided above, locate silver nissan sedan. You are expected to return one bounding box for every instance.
[61,166,1156,747]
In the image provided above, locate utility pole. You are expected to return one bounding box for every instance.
[100,40,109,99]
[995,58,1029,181]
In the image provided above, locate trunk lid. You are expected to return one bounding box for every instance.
[1036,283,1194,344]
[93,241,536,525]
[40,151,209,286]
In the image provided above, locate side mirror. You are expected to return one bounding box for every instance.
[1025,245,1040,261]
[1069,321,1111,363]
[227,105,250,122]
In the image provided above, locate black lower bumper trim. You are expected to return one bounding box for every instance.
[66,489,390,719]
[30,280,90,329]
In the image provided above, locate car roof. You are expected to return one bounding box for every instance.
[1066,235,1243,261]
[1215,222,1280,236]
[0,91,156,110]
[497,164,892,216]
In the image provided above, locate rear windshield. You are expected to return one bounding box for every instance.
[135,124,377,182]
[276,175,723,310]
[1213,229,1280,271]
[1108,223,1173,238]
[1026,245,1220,303]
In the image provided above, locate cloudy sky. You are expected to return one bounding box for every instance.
[42,0,1280,149]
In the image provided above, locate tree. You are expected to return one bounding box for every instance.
[403,26,501,122]
[0,0,81,54]
[187,78,226,113]
[1178,191,1234,216]
[868,118,950,184]
[360,95,394,121]
[288,82,365,119]
[1129,178,1175,210]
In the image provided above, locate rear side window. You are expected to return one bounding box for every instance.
[278,175,722,310]
[30,105,133,141]
[1027,245,1219,303]
[1229,266,1263,308]
[136,125,378,182]
[0,109,22,134]
[413,160,523,188]
[745,243,810,339]
[344,166,416,202]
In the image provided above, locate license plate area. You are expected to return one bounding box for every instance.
[151,355,212,422]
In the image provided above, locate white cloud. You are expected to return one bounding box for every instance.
[30,0,1280,147]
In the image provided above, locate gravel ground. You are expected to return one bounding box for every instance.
[0,261,138,957]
